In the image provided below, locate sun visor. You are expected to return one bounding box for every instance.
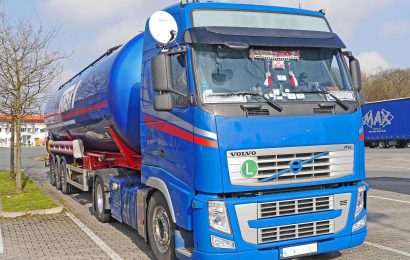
[184,27,346,49]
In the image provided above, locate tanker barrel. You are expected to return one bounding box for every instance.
[58,44,123,90]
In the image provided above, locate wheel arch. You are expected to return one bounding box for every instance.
[146,177,176,223]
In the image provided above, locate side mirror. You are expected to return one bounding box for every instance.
[343,51,362,92]
[152,52,173,92]
[154,93,173,111]
[349,58,362,92]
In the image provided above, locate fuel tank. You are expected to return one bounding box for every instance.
[44,33,144,152]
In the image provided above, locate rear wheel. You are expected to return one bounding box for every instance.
[368,142,377,148]
[49,155,56,186]
[147,192,177,260]
[55,156,62,190]
[93,176,111,223]
[396,141,408,148]
[378,140,387,148]
[61,158,72,194]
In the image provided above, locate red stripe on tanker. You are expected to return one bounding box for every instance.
[143,115,218,148]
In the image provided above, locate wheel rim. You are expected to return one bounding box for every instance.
[96,183,104,215]
[61,166,66,189]
[152,206,170,254]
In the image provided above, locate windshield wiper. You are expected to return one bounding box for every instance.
[293,90,349,111]
[227,91,283,112]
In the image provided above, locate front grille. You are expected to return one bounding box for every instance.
[258,196,333,219]
[258,219,334,243]
[227,144,354,186]
[257,152,331,180]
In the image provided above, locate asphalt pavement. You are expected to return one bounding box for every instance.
[0,147,409,259]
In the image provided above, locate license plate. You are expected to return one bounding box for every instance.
[281,242,317,259]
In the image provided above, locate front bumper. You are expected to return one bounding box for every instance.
[190,182,368,259]
[192,229,367,259]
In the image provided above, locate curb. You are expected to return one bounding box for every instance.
[0,205,64,218]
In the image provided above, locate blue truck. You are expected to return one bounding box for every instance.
[362,98,410,148]
[44,1,368,259]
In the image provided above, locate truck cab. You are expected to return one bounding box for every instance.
[140,2,367,259]
[45,2,367,259]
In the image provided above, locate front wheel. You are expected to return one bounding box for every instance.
[147,192,177,260]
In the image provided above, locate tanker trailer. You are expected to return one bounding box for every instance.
[45,2,367,259]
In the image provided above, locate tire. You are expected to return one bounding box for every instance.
[55,156,62,190]
[49,155,56,186]
[378,140,386,149]
[368,142,377,148]
[93,176,111,223]
[396,141,408,149]
[61,158,72,194]
[147,192,177,260]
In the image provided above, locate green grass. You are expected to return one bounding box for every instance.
[0,172,57,212]
[35,155,49,161]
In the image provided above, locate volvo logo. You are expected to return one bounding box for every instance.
[289,159,303,174]
[230,151,257,157]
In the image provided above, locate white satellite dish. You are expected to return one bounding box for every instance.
[149,11,178,45]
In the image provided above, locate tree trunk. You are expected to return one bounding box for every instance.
[15,116,22,193]
[9,118,15,179]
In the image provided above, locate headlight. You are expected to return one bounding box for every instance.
[208,201,231,234]
[355,185,366,218]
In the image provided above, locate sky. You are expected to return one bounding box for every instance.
[3,0,410,89]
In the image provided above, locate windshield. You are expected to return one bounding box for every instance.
[192,44,354,104]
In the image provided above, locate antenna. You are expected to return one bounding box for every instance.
[299,2,301,9]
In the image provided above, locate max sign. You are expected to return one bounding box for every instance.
[363,109,394,129]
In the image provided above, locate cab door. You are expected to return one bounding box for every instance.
[156,52,195,188]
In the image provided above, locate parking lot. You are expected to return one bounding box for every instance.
[0,147,409,259]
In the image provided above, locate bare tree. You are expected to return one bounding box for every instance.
[0,1,15,178]
[363,68,410,102]
[0,12,68,192]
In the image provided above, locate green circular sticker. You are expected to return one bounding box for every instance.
[241,160,259,178]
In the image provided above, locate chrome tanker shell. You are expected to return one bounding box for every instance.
[44,33,144,152]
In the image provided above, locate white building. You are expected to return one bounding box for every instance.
[0,115,47,147]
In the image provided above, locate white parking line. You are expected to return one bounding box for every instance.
[365,241,410,257]
[0,222,3,254]
[368,195,410,204]
[66,212,122,260]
